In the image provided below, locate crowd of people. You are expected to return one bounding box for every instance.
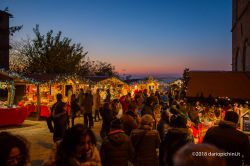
[0,88,250,166]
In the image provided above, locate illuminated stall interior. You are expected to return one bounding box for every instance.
[24,74,89,106]
[86,76,128,100]
[125,76,159,96]
[0,71,13,107]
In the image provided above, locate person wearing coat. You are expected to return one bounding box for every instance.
[100,118,134,166]
[141,97,155,117]
[100,102,115,138]
[162,114,194,166]
[120,102,140,136]
[203,111,250,166]
[130,114,160,166]
[70,94,80,127]
[157,110,170,166]
[93,89,101,122]
[83,91,94,128]
[49,93,69,142]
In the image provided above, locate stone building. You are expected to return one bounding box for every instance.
[0,10,12,70]
[232,0,250,71]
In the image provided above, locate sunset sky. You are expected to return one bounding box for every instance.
[1,0,232,77]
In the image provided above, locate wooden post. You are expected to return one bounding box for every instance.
[36,84,41,120]
[7,82,11,107]
[49,84,52,95]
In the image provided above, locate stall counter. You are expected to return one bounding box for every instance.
[0,107,30,126]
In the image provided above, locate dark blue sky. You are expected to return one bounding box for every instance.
[1,0,232,76]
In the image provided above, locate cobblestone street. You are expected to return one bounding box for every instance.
[0,117,102,166]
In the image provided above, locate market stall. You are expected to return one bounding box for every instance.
[0,71,29,126]
[186,71,250,137]
[86,76,129,100]
[125,76,159,96]
[22,74,88,118]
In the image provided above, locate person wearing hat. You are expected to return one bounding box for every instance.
[161,114,194,166]
[130,114,160,166]
[100,118,134,166]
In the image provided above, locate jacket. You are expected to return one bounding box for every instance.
[120,110,139,136]
[101,130,134,166]
[162,127,194,166]
[203,120,250,166]
[130,128,160,166]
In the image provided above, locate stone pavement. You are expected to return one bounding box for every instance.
[0,117,102,166]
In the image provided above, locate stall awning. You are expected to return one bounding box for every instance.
[0,71,13,81]
[85,76,127,85]
[186,71,250,100]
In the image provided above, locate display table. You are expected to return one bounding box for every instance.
[26,105,50,118]
[26,104,70,118]
[0,107,30,126]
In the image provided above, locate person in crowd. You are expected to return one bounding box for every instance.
[70,94,80,127]
[77,89,85,114]
[130,114,160,166]
[100,102,114,138]
[157,110,170,166]
[154,104,162,127]
[160,92,168,110]
[111,99,119,117]
[121,102,140,136]
[188,106,200,128]
[111,99,123,119]
[100,119,134,166]
[120,93,132,113]
[157,110,170,141]
[162,114,194,166]
[173,143,226,166]
[203,111,250,166]
[154,90,161,105]
[44,124,101,166]
[67,87,73,105]
[142,89,148,105]
[119,95,127,113]
[178,101,189,119]
[167,91,174,106]
[141,96,155,117]
[93,89,101,122]
[150,92,159,106]
[83,91,94,128]
[169,105,180,115]
[0,132,30,166]
[48,93,69,142]
[134,92,143,115]
[104,89,111,103]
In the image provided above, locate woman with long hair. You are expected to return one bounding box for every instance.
[0,132,30,166]
[44,124,101,166]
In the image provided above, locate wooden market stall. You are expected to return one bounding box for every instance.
[0,71,30,126]
[85,76,129,100]
[186,71,250,136]
[23,74,88,118]
[125,76,159,96]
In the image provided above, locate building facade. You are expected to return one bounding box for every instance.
[232,0,250,71]
[0,10,11,70]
